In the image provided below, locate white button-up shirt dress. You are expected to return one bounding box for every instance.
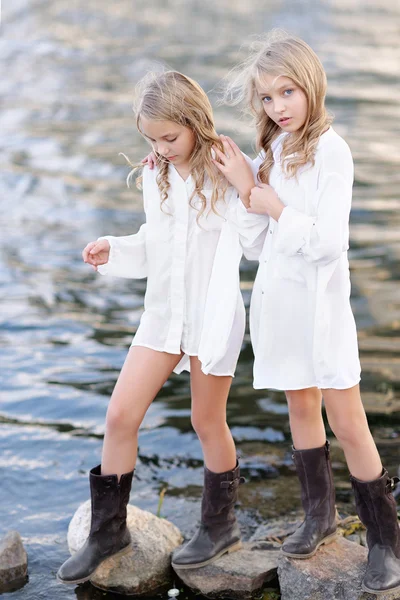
[97,164,246,376]
[227,127,361,390]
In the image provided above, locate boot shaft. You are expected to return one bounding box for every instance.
[201,461,244,526]
[292,441,335,521]
[89,465,134,536]
[351,469,400,557]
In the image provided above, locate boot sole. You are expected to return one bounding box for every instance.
[362,582,400,596]
[280,531,338,559]
[56,543,132,585]
[172,540,242,570]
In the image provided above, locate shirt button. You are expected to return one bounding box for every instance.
[270,230,273,234]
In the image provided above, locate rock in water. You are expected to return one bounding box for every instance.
[174,541,280,599]
[0,531,28,592]
[279,536,399,600]
[67,501,183,595]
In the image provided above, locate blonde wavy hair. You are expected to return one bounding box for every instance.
[222,30,333,182]
[128,70,227,220]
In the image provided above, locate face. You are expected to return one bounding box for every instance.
[139,116,196,169]
[255,74,308,133]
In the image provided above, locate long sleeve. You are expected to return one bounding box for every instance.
[96,224,147,279]
[227,196,269,261]
[198,219,244,374]
[274,141,354,266]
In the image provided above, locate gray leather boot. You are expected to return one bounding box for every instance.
[351,469,400,595]
[281,441,337,558]
[57,465,134,584]
[172,460,244,569]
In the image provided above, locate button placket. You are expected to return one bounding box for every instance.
[165,178,189,352]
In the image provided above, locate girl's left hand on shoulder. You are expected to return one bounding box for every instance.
[248,184,285,221]
[212,135,255,199]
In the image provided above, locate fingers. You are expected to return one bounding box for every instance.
[82,239,109,266]
[212,158,226,173]
[212,146,227,164]
[142,153,156,169]
[82,241,97,263]
[149,152,156,169]
[223,136,241,156]
[220,135,238,157]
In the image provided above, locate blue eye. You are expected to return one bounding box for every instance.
[262,96,271,103]
[284,89,294,96]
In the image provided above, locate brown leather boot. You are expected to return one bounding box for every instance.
[172,460,244,569]
[281,441,337,558]
[57,465,134,584]
[351,469,400,595]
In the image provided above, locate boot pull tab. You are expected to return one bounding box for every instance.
[220,476,245,490]
[386,476,400,494]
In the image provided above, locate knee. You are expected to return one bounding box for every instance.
[105,403,141,437]
[327,415,366,447]
[286,389,322,421]
[191,412,226,443]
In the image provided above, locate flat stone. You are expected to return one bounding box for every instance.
[173,541,280,599]
[250,517,302,543]
[279,536,399,600]
[68,501,183,595]
[0,531,28,592]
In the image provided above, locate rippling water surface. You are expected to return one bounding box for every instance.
[1,1,400,598]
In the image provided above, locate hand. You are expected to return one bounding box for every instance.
[212,135,255,202]
[141,151,157,170]
[82,239,110,271]
[248,184,285,221]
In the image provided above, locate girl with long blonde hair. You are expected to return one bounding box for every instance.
[57,70,254,584]
[211,30,400,595]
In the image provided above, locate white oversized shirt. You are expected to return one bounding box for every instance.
[223,127,361,390]
[97,164,246,376]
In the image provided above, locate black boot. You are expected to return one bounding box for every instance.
[57,465,134,584]
[281,441,337,558]
[172,461,244,569]
[351,469,400,595]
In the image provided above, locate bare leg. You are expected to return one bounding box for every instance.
[281,388,336,559]
[189,357,236,473]
[101,346,183,478]
[172,357,241,569]
[323,384,382,481]
[285,387,326,449]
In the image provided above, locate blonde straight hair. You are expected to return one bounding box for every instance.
[222,30,332,182]
[130,70,227,219]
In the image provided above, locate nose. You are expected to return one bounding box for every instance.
[157,143,170,157]
[273,98,286,114]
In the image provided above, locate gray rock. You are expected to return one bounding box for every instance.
[279,536,399,600]
[250,517,302,542]
[174,541,280,599]
[68,500,183,595]
[0,531,28,592]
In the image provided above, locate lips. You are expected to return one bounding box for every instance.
[279,117,292,125]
